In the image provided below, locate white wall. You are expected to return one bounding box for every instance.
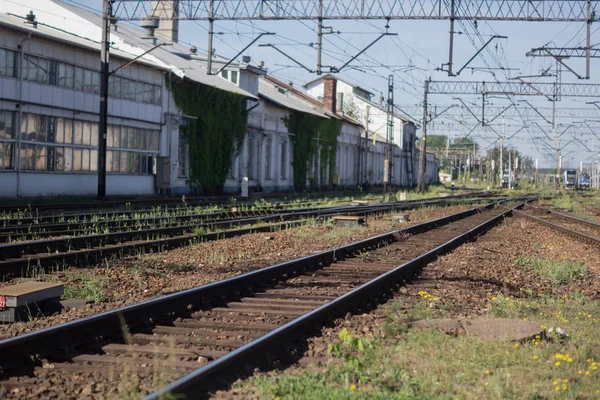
[0,172,154,197]
[0,25,166,198]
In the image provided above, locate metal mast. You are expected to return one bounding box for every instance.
[384,75,395,201]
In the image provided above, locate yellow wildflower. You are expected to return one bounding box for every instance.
[350,384,356,391]
[555,361,561,367]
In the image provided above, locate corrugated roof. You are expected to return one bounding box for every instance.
[259,78,328,118]
[0,0,256,98]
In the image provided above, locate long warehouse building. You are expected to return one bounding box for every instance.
[0,0,438,197]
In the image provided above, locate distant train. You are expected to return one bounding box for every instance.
[563,170,578,190]
[501,170,518,189]
[579,173,591,190]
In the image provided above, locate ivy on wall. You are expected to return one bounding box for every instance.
[284,111,342,189]
[167,76,248,193]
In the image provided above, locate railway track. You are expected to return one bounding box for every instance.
[0,200,523,399]
[565,192,600,217]
[0,191,493,228]
[518,203,600,245]
[0,188,493,216]
[0,196,501,278]
[0,195,495,242]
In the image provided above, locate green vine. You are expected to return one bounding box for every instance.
[284,111,342,189]
[167,76,247,193]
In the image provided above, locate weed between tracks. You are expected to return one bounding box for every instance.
[514,255,588,284]
[242,290,600,400]
[63,270,109,303]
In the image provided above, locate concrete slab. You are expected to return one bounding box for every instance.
[462,318,544,341]
[411,319,464,334]
[392,215,410,223]
[410,318,544,342]
[332,216,366,227]
[0,282,64,308]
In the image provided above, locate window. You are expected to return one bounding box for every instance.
[230,70,238,85]
[63,147,73,172]
[23,55,37,82]
[153,85,161,105]
[57,63,74,89]
[83,69,94,93]
[221,70,228,79]
[178,129,188,178]
[82,122,92,146]
[0,110,15,170]
[12,112,159,174]
[0,111,14,140]
[122,78,135,101]
[75,67,84,91]
[280,140,287,180]
[37,58,49,84]
[264,136,272,180]
[74,121,83,145]
[0,48,16,77]
[109,75,122,98]
[142,83,153,104]
[16,51,161,105]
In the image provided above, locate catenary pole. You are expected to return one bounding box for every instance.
[98,0,112,199]
[418,79,430,192]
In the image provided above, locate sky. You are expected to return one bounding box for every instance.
[58,1,600,168]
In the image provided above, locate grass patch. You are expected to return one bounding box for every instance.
[514,255,587,284]
[552,196,575,211]
[63,271,108,303]
[241,293,600,399]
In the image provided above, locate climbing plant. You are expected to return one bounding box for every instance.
[284,111,342,189]
[167,76,247,193]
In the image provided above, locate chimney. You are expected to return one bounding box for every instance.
[323,76,337,114]
[152,1,179,43]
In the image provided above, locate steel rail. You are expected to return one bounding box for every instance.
[0,198,488,276]
[525,204,600,229]
[0,190,493,226]
[147,201,520,398]
[0,194,500,241]
[515,208,600,246]
[0,187,388,214]
[0,199,346,226]
[0,204,351,237]
[0,201,510,373]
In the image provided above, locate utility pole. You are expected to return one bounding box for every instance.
[447,0,455,76]
[499,116,505,188]
[207,0,214,73]
[317,0,323,75]
[363,105,370,186]
[586,0,592,79]
[535,158,539,187]
[383,75,395,201]
[98,0,112,199]
[418,79,430,192]
[553,58,560,190]
[508,148,512,189]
